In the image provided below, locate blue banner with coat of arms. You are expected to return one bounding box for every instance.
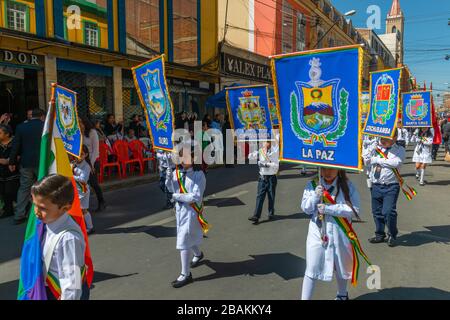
[271,45,363,171]
[226,84,272,141]
[363,68,402,138]
[132,55,174,151]
[53,84,83,158]
[402,91,432,128]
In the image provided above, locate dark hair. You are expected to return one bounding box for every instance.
[419,128,432,138]
[32,109,45,118]
[31,174,74,208]
[335,170,360,220]
[80,116,95,138]
[0,124,13,137]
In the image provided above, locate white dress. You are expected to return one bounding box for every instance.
[166,168,206,250]
[301,178,360,282]
[412,129,434,164]
[73,161,91,210]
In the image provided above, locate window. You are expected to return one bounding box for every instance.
[281,0,294,54]
[172,0,198,66]
[7,1,28,32]
[392,26,397,34]
[126,0,161,54]
[85,22,99,47]
[296,12,306,51]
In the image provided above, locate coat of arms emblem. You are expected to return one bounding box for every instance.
[290,58,349,147]
[142,68,170,131]
[56,92,77,140]
[372,74,396,125]
[237,90,267,130]
[405,94,428,121]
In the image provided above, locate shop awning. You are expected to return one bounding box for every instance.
[205,83,243,109]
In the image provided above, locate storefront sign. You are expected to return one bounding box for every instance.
[0,50,44,69]
[221,53,272,83]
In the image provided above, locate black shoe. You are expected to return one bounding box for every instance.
[335,294,349,301]
[368,236,386,244]
[13,217,27,225]
[95,201,107,213]
[387,236,397,247]
[172,273,193,288]
[248,216,259,222]
[191,252,204,268]
[268,215,275,221]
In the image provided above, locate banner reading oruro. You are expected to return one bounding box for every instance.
[271,45,363,171]
[53,84,82,158]
[363,68,402,138]
[132,55,174,151]
[226,84,272,141]
[402,91,432,128]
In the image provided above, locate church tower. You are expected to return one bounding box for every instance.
[386,0,404,66]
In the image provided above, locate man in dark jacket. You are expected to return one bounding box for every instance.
[9,109,45,224]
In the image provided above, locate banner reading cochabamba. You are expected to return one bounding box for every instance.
[271,45,363,171]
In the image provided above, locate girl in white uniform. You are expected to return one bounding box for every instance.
[70,146,94,234]
[166,143,207,288]
[301,168,362,300]
[412,128,434,186]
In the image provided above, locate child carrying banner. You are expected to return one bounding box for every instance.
[300,168,369,300]
[31,175,90,300]
[363,131,413,247]
[412,128,434,186]
[70,146,94,234]
[165,141,209,288]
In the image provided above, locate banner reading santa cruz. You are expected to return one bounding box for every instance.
[363,68,402,138]
[271,45,363,171]
[132,55,175,151]
[226,84,272,141]
[402,91,432,128]
[52,84,83,158]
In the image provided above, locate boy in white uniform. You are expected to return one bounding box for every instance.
[166,142,208,288]
[31,174,89,300]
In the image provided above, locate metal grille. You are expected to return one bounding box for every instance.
[122,70,145,130]
[57,70,113,121]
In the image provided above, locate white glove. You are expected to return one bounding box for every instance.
[315,186,324,198]
[317,203,326,215]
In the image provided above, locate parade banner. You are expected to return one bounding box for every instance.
[271,45,363,171]
[225,84,272,141]
[132,55,175,151]
[360,91,370,125]
[363,68,402,138]
[402,91,432,128]
[269,97,279,127]
[52,84,83,158]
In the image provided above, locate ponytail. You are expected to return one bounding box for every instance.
[335,170,360,221]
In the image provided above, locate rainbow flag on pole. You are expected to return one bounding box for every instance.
[17,84,94,300]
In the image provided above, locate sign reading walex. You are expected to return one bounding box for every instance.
[226,84,272,141]
[402,91,432,128]
[132,55,175,151]
[271,45,363,171]
[363,68,402,138]
[52,84,82,158]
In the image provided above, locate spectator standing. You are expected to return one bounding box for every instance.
[9,108,45,224]
[0,125,20,218]
[211,114,222,131]
[103,114,124,139]
[129,114,146,138]
[442,120,450,154]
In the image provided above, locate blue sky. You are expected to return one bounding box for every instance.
[331,0,450,104]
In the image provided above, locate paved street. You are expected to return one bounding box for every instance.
[1,147,450,300]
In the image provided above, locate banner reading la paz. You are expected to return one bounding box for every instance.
[53,84,83,158]
[271,45,363,171]
[132,55,175,151]
[363,68,402,138]
[402,91,432,128]
[226,84,272,141]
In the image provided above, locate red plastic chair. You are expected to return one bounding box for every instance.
[114,140,144,177]
[128,140,157,173]
[99,142,122,183]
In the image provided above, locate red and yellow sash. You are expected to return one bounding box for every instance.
[75,181,88,194]
[259,148,270,163]
[175,166,210,234]
[46,265,87,300]
[311,179,371,287]
[375,148,417,201]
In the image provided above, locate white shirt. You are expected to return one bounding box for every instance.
[83,129,99,166]
[42,213,85,300]
[397,128,409,144]
[248,146,279,176]
[363,143,405,185]
[73,160,91,209]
